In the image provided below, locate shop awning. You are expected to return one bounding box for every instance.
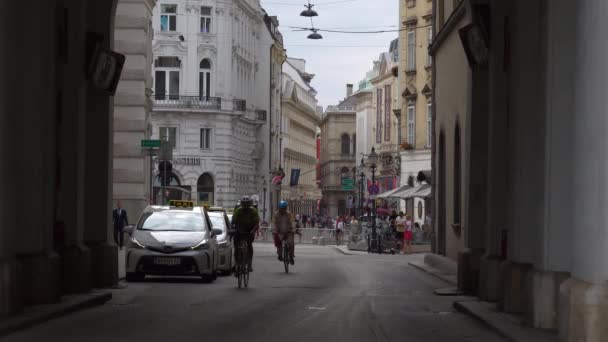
[394,184,431,199]
[376,184,412,199]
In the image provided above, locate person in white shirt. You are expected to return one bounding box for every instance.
[336,217,345,245]
[394,212,406,252]
[403,214,413,254]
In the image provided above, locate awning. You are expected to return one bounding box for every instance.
[376,184,412,199]
[394,184,431,199]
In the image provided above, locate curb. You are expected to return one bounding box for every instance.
[453,300,558,342]
[332,246,353,255]
[0,291,112,337]
[453,301,513,341]
[408,261,458,285]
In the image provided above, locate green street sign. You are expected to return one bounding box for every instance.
[342,185,355,191]
[341,178,354,186]
[141,139,161,148]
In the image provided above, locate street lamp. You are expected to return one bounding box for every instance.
[361,147,379,253]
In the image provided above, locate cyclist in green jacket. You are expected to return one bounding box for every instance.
[231,196,259,272]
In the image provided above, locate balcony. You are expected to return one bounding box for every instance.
[233,99,246,112]
[154,95,221,110]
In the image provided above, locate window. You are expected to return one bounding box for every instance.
[406,0,416,7]
[384,84,391,141]
[407,103,415,145]
[160,4,177,32]
[341,134,351,155]
[427,27,433,66]
[155,57,180,100]
[376,88,383,144]
[407,30,416,71]
[160,127,177,148]
[200,128,211,149]
[199,59,211,100]
[426,101,432,147]
[200,6,211,33]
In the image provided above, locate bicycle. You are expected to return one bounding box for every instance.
[234,234,251,288]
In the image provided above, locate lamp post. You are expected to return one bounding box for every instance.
[361,147,381,253]
[368,147,379,253]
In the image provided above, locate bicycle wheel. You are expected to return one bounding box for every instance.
[283,244,289,274]
[243,263,249,288]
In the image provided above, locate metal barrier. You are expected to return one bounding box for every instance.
[254,228,351,246]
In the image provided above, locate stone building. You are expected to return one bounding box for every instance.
[431,0,608,340]
[319,85,357,218]
[397,0,433,221]
[149,0,281,211]
[369,44,401,201]
[280,58,322,215]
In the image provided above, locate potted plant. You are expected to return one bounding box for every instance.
[400,141,414,150]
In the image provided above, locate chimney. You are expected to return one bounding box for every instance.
[346,84,354,98]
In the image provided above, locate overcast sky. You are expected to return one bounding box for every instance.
[260,0,399,108]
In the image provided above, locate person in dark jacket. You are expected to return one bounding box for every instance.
[112,201,129,250]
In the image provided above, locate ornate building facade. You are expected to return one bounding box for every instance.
[149,0,281,213]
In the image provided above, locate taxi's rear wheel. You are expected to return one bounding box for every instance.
[126,272,144,282]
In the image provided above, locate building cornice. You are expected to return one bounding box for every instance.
[430,0,467,56]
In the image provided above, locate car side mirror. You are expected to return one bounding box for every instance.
[211,228,223,237]
[124,225,134,235]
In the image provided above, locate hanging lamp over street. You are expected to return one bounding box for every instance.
[300,3,318,17]
[307,29,323,39]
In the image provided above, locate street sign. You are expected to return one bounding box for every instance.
[141,139,161,148]
[341,178,354,185]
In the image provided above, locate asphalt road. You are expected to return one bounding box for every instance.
[3,244,505,342]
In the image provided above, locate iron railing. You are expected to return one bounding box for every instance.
[233,99,246,112]
[154,95,221,109]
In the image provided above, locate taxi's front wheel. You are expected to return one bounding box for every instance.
[201,273,216,283]
[126,272,144,282]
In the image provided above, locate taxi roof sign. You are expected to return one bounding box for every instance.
[169,200,194,208]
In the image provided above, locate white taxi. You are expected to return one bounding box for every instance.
[124,200,222,282]
[205,207,234,275]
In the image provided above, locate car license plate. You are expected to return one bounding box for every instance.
[154,257,180,266]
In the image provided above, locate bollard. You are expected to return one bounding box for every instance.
[312,237,319,245]
[319,237,325,246]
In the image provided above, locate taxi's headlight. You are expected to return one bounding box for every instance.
[129,237,146,249]
[191,239,209,250]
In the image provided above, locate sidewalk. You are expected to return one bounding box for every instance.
[406,253,558,342]
[0,291,111,337]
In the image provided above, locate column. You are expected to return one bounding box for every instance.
[58,0,92,295]
[521,0,574,330]
[0,2,21,314]
[479,0,509,302]
[83,0,118,288]
[12,0,62,306]
[113,0,156,225]
[559,0,608,340]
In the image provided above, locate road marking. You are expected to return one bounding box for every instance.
[307,306,326,310]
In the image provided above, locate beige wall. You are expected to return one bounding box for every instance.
[433,8,470,260]
[399,0,433,151]
[371,73,399,153]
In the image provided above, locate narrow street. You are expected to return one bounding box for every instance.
[3,245,505,342]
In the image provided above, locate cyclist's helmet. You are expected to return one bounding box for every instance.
[279,200,288,209]
[241,196,253,207]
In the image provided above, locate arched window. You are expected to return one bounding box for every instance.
[199,58,212,100]
[341,133,350,155]
[153,172,181,186]
[197,173,215,205]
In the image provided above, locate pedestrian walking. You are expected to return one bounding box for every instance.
[403,214,413,254]
[395,211,406,252]
[112,201,129,250]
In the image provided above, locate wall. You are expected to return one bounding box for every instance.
[432,8,469,260]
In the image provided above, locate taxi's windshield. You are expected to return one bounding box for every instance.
[137,211,206,232]
[208,214,227,232]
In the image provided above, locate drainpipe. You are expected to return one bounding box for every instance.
[269,44,273,222]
